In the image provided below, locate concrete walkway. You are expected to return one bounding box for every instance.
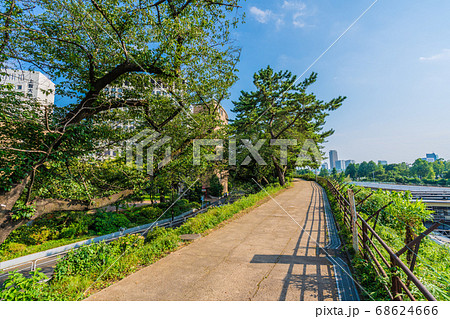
[87,180,339,301]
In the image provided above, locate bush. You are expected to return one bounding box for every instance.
[90,211,131,235]
[1,242,26,254]
[53,234,144,280]
[28,227,58,245]
[0,270,53,301]
[145,227,179,252]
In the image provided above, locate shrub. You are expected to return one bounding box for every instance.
[90,211,131,235]
[145,227,179,252]
[0,269,52,301]
[53,234,144,280]
[33,227,61,245]
[2,242,26,254]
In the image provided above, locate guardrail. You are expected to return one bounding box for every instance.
[324,179,438,301]
[0,195,233,276]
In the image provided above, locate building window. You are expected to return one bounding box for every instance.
[17,85,22,90]
[28,83,33,88]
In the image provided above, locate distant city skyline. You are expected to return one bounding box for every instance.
[324,149,445,166]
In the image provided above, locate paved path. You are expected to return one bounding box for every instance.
[88,180,341,301]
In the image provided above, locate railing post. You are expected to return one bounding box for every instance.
[362,221,369,260]
[390,256,403,301]
[348,189,359,253]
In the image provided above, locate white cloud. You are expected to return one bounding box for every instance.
[249,2,309,29]
[282,1,306,11]
[249,6,273,24]
[420,49,450,61]
[283,1,307,28]
[276,18,285,30]
[293,12,306,28]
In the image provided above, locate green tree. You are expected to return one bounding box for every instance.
[232,66,345,186]
[0,0,242,244]
[411,159,435,179]
[331,167,338,179]
[319,167,329,177]
[345,163,357,179]
[358,161,369,178]
[432,160,445,178]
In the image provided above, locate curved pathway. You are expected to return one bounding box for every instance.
[87,180,357,301]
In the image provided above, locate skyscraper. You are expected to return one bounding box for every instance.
[329,150,338,170]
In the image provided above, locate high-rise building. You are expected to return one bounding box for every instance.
[0,69,55,105]
[335,160,346,171]
[345,160,355,167]
[378,160,388,165]
[321,162,329,170]
[329,150,338,170]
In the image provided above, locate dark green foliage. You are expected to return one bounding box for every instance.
[209,175,223,197]
[0,269,53,301]
[90,211,131,235]
[344,158,450,186]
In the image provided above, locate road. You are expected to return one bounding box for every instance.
[88,180,356,301]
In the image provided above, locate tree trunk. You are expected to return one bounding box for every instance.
[0,177,30,243]
[271,155,286,186]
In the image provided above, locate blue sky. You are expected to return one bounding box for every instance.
[220,0,450,164]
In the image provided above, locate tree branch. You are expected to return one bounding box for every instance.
[0,147,48,154]
[90,0,129,60]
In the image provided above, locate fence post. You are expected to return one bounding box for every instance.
[390,256,403,301]
[348,189,359,253]
[362,221,369,260]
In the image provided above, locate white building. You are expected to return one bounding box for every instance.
[1,69,55,105]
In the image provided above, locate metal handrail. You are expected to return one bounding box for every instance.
[324,178,436,301]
